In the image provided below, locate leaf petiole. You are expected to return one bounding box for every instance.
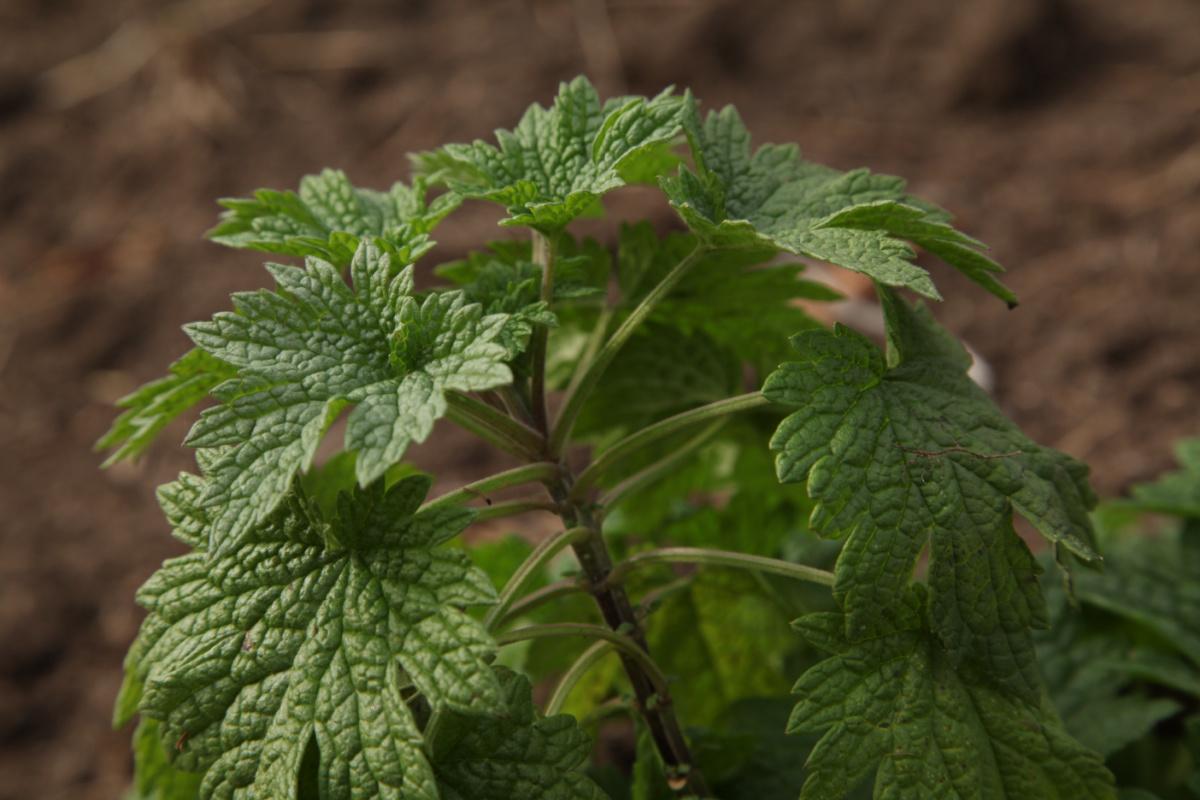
[607,547,836,588]
[550,243,710,458]
[494,623,672,698]
[600,419,727,511]
[444,390,546,461]
[484,527,590,632]
[546,640,614,716]
[419,463,561,513]
[569,392,772,504]
[530,230,558,435]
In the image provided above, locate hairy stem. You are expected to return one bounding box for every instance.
[420,463,561,513]
[530,230,557,437]
[484,527,591,633]
[494,623,671,698]
[550,244,709,459]
[570,392,771,505]
[445,390,546,462]
[546,640,614,715]
[608,547,836,588]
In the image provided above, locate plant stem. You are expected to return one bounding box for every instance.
[494,623,672,698]
[420,463,561,513]
[569,392,771,505]
[445,390,546,462]
[546,640,613,715]
[484,527,591,633]
[600,419,727,511]
[530,230,557,437]
[608,547,836,589]
[473,498,559,522]
[500,577,589,625]
[550,244,709,459]
[552,490,709,796]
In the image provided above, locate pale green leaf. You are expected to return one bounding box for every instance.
[183,240,511,556]
[122,473,502,800]
[419,77,684,232]
[207,170,458,266]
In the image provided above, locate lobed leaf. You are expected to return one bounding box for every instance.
[417,77,684,232]
[184,240,511,557]
[427,667,606,800]
[95,348,237,466]
[788,589,1116,800]
[764,288,1097,702]
[120,473,502,800]
[207,170,458,266]
[662,94,1017,304]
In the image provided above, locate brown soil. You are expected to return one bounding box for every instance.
[1,1,1197,797]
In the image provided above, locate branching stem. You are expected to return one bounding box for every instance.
[500,577,589,625]
[445,391,546,462]
[600,419,727,511]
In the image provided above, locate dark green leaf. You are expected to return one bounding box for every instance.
[765,289,1097,702]
[662,94,1016,304]
[428,667,606,800]
[789,590,1115,800]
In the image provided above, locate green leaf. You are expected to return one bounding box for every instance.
[575,323,742,444]
[647,570,797,728]
[121,473,502,800]
[428,667,605,800]
[184,240,511,556]
[130,718,203,800]
[1125,437,1200,517]
[95,349,237,466]
[1074,526,1200,669]
[764,289,1097,703]
[662,94,1016,304]
[788,590,1116,800]
[617,222,836,375]
[207,170,458,266]
[1035,575,1182,759]
[419,77,684,232]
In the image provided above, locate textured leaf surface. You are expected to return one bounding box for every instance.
[130,718,203,800]
[788,590,1115,800]
[120,473,502,800]
[207,170,458,266]
[662,94,1015,304]
[764,289,1097,702]
[184,240,511,555]
[95,349,237,465]
[428,667,605,800]
[421,77,684,232]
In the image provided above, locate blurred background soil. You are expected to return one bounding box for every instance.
[0,0,1197,797]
